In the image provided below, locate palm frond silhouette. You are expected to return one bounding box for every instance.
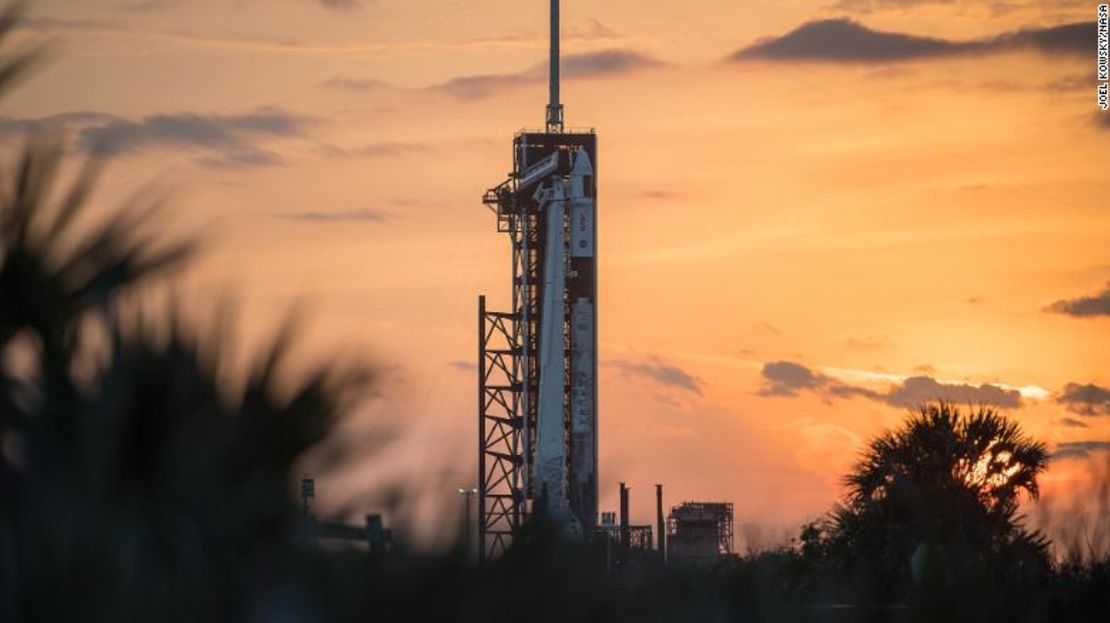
[0,8,373,621]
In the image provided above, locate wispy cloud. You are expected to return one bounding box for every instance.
[1057,417,1090,429]
[435,49,662,100]
[317,141,430,159]
[1045,282,1110,318]
[1052,441,1110,461]
[74,107,310,168]
[318,0,363,12]
[825,0,952,12]
[1056,382,1110,417]
[275,209,390,223]
[632,189,684,201]
[826,0,1089,18]
[320,77,389,91]
[18,15,619,58]
[758,360,1024,408]
[731,19,1091,63]
[0,111,118,139]
[114,0,175,12]
[610,356,703,396]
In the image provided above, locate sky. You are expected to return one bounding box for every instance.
[3,0,1108,549]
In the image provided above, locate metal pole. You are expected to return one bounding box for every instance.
[656,484,666,560]
[459,488,476,560]
[619,482,629,552]
[546,0,563,132]
[477,296,487,563]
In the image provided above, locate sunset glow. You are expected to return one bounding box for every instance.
[4,0,1108,544]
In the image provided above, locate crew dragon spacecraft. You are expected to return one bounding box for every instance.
[477,0,599,559]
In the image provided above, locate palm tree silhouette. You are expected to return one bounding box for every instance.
[823,401,1049,603]
[0,6,372,621]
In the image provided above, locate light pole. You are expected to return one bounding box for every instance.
[458,487,477,559]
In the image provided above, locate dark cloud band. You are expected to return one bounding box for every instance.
[758,360,1022,408]
[1055,382,1110,417]
[1052,441,1110,461]
[610,356,703,396]
[732,19,1092,63]
[435,49,661,100]
[1044,282,1110,318]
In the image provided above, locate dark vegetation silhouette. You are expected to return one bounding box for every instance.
[0,3,1107,621]
[839,404,1049,599]
[784,404,1054,621]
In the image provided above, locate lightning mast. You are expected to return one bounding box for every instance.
[478,0,599,560]
[546,0,563,133]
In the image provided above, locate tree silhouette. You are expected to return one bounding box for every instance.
[0,6,372,621]
[819,401,1049,606]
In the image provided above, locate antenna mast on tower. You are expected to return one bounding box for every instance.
[546,0,564,132]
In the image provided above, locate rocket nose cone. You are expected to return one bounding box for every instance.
[572,148,593,176]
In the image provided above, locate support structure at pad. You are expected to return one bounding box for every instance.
[476,0,599,561]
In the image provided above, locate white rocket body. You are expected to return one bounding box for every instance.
[532,148,597,539]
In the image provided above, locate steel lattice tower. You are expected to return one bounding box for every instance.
[477,0,599,561]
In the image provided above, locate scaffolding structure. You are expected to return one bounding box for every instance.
[667,502,735,566]
[478,130,598,561]
[598,524,654,552]
[476,0,599,561]
[477,296,523,558]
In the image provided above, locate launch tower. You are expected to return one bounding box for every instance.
[477,0,599,561]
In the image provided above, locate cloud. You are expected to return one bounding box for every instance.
[0,112,119,139]
[825,0,951,12]
[18,15,617,58]
[0,110,303,169]
[115,1,174,11]
[611,356,703,396]
[276,209,390,223]
[320,77,389,91]
[1045,282,1110,318]
[825,0,1087,15]
[437,73,534,101]
[1057,417,1090,429]
[633,189,683,200]
[195,150,286,169]
[758,360,1023,408]
[75,108,310,167]
[1055,382,1110,417]
[881,376,1022,408]
[436,49,661,100]
[317,141,430,159]
[447,360,476,372]
[317,0,363,11]
[755,322,783,335]
[759,361,828,397]
[1052,441,1110,461]
[562,49,660,75]
[731,18,1091,63]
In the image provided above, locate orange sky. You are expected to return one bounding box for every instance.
[3,0,1108,549]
